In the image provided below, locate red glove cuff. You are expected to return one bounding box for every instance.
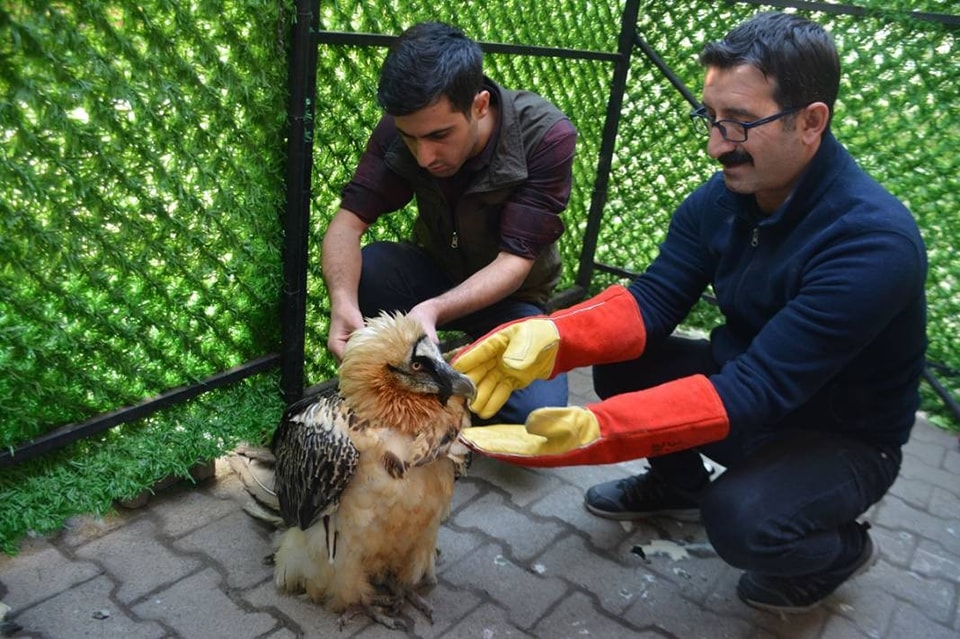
[550,285,646,376]
[479,375,729,468]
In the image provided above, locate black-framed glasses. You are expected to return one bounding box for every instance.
[689,104,807,143]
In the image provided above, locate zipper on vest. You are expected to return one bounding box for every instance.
[450,231,459,248]
[750,227,759,247]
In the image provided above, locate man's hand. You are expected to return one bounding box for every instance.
[453,318,560,418]
[327,307,365,361]
[406,301,441,346]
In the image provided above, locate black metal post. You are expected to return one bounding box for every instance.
[0,354,281,468]
[280,0,321,405]
[633,31,700,108]
[575,0,641,291]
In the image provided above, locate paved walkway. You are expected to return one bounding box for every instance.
[2,367,958,638]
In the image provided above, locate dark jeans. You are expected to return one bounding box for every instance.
[358,240,569,424]
[593,336,902,576]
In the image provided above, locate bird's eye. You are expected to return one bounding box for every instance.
[410,361,423,371]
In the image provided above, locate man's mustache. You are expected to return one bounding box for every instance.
[719,150,753,167]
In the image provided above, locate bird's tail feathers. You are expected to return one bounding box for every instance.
[227,445,283,525]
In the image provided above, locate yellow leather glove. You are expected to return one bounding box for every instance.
[453,318,560,419]
[459,406,600,455]
[457,375,730,468]
[453,286,647,420]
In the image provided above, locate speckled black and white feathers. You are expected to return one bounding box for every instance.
[271,391,361,531]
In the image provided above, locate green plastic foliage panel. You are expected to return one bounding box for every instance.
[1,0,288,446]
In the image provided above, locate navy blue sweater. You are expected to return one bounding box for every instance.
[628,131,927,447]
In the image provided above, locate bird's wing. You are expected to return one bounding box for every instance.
[271,392,360,530]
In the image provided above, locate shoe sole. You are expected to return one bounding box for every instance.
[739,532,880,614]
[583,500,701,523]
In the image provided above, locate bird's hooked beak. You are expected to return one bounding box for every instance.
[436,361,477,407]
[410,335,477,406]
[426,351,476,407]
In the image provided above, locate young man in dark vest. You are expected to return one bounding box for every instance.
[322,22,576,423]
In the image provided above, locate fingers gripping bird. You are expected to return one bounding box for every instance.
[253,312,476,630]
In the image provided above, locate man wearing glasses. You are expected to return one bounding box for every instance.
[453,12,927,613]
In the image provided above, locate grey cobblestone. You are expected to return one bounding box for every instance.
[0,541,101,610]
[74,518,204,604]
[1,367,958,638]
[131,568,277,638]
[11,574,167,639]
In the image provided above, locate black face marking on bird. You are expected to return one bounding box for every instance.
[387,335,476,406]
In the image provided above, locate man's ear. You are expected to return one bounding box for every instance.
[801,101,830,142]
[473,90,491,119]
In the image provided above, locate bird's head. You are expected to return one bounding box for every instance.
[339,313,477,423]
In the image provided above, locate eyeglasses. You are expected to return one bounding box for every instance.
[689,104,806,143]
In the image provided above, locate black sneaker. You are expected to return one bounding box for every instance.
[737,522,879,613]
[584,469,704,522]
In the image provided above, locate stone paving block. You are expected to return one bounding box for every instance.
[624,538,727,606]
[57,511,137,549]
[887,599,960,639]
[898,452,960,494]
[537,533,659,617]
[886,474,934,509]
[439,602,533,638]
[703,584,827,639]
[820,614,872,639]
[450,491,565,562]
[528,481,633,551]
[133,568,277,639]
[467,456,562,508]
[149,481,244,538]
[912,538,960,583]
[870,526,916,567]
[242,580,357,636]
[903,438,948,468]
[435,526,488,576]
[929,485,960,519]
[74,518,202,604]
[857,561,956,623]
[531,591,664,638]
[449,473,483,512]
[874,496,960,555]
[0,540,101,611]
[622,572,760,639]
[442,542,567,629]
[820,583,896,639]
[9,574,166,639]
[174,510,274,590]
[908,420,954,444]
[540,458,651,495]
[943,444,960,474]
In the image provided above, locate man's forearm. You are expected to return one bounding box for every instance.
[425,252,534,326]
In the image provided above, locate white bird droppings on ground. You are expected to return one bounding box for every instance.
[636,539,690,561]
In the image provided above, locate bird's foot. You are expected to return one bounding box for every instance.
[337,602,408,631]
[380,576,435,625]
[404,588,434,624]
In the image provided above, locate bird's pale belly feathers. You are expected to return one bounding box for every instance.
[274,439,457,612]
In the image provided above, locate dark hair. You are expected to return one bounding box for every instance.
[377,22,484,116]
[699,12,840,125]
